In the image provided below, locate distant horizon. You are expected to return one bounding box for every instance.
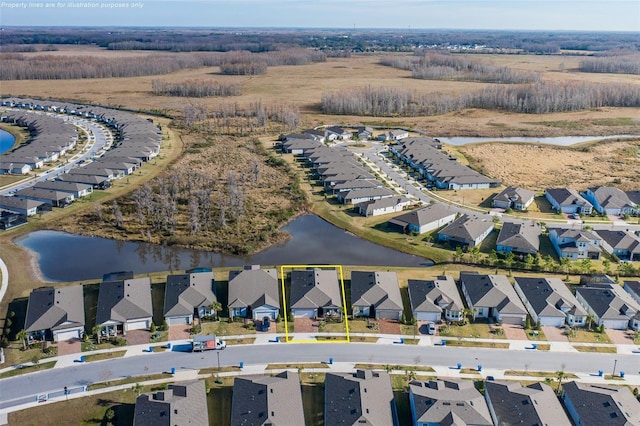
[1,0,638,32]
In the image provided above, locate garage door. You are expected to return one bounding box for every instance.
[415,312,440,322]
[166,316,190,326]
[253,310,276,320]
[539,316,564,327]
[378,310,401,321]
[294,309,315,318]
[54,329,80,342]
[126,320,149,331]
[500,315,524,325]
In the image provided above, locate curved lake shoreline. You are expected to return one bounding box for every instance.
[16,214,432,282]
[0,129,16,156]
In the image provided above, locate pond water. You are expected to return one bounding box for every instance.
[17,214,431,282]
[0,129,16,156]
[437,135,637,146]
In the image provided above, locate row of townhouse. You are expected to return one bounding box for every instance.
[548,226,640,261]
[284,125,410,143]
[546,186,640,216]
[0,97,162,228]
[134,375,640,426]
[391,137,501,190]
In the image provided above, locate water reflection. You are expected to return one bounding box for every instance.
[17,214,431,282]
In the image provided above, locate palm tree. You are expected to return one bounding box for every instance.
[585,314,596,331]
[16,329,28,351]
[92,325,102,345]
[209,301,223,320]
[555,370,566,394]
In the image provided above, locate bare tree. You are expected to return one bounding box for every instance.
[112,200,124,229]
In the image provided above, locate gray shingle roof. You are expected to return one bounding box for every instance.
[290,268,342,310]
[325,370,397,426]
[358,196,410,215]
[24,285,85,333]
[587,186,636,210]
[562,381,640,426]
[595,230,640,257]
[492,186,535,207]
[460,272,527,316]
[576,283,640,322]
[390,204,455,229]
[350,271,403,312]
[496,221,541,253]
[134,380,209,426]
[228,265,280,310]
[514,276,586,320]
[163,271,216,317]
[546,188,593,208]
[485,381,571,426]
[409,379,492,425]
[438,214,494,245]
[408,276,464,315]
[96,277,152,325]
[230,371,305,426]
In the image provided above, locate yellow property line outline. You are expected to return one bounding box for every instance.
[280,265,350,343]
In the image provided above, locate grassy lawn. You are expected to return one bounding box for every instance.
[199,366,242,374]
[88,373,173,391]
[460,368,481,375]
[604,374,626,380]
[573,345,617,353]
[83,350,127,362]
[9,388,137,426]
[266,363,329,370]
[225,337,256,345]
[0,174,29,187]
[341,319,380,334]
[201,320,256,336]
[567,329,611,343]
[525,329,547,341]
[535,344,551,351]
[0,361,56,379]
[354,364,435,373]
[442,340,510,349]
[505,370,578,378]
[439,322,506,339]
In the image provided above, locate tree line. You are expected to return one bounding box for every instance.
[151,79,242,97]
[579,54,640,75]
[0,48,326,80]
[381,53,540,84]
[321,81,640,116]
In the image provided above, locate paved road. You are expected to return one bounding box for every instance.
[0,110,112,196]
[350,141,640,233]
[1,342,638,409]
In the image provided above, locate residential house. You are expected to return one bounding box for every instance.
[163,270,217,326]
[594,230,640,262]
[575,283,640,330]
[32,180,93,198]
[492,186,536,211]
[0,161,32,175]
[14,187,74,208]
[24,285,85,342]
[337,187,395,205]
[290,268,343,319]
[459,272,528,324]
[0,196,47,216]
[331,179,381,195]
[0,210,27,230]
[514,277,587,327]
[357,196,410,217]
[438,214,494,248]
[325,370,398,426]
[388,204,456,234]
[583,186,638,216]
[485,381,571,426]
[408,276,465,323]
[389,129,409,140]
[409,379,492,426]
[623,280,640,305]
[231,372,305,426]
[496,221,541,255]
[56,173,111,190]
[545,188,593,214]
[228,265,280,320]
[548,227,602,260]
[350,271,403,320]
[134,380,209,426]
[326,126,352,140]
[302,128,327,142]
[561,381,640,426]
[354,126,373,140]
[95,277,153,336]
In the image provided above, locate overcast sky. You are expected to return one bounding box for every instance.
[1,0,639,31]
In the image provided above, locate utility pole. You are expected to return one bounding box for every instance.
[612,359,618,377]
[217,351,221,371]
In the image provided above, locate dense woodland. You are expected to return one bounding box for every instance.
[321,81,640,117]
[151,79,242,97]
[2,27,639,54]
[381,53,540,83]
[579,54,640,75]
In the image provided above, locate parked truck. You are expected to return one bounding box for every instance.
[191,334,227,352]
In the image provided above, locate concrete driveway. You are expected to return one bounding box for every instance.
[605,328,636,344]
[502,324,528,340]
[542,326,569,342]
[125,329,150,346]
[168,325,190,341]
[55,338,82,356]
